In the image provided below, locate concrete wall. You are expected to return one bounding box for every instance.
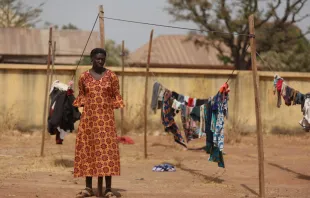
[1,64,309,134]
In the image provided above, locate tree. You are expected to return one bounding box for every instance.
[0,0,43,27]
[167,0,310,70]
[79,40,129,66]
[43,21,59,30]
[62,23,78,30]
[260,38,310,72]
[43,22,79,30]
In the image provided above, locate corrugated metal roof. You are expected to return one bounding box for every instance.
[127,35,231,67]
[0,28,100,56]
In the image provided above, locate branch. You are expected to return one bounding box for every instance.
[256,0,281,28]
[291,0,309,23]
[220,0,232,33]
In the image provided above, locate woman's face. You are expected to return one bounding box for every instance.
[92,53,106,69]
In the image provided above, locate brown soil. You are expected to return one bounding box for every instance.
[0,132,309,198]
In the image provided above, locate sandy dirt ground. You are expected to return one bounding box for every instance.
[0,131,309,198]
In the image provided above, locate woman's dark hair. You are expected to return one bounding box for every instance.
[90,48,107,58]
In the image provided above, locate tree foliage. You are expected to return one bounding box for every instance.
[61,23,78,30]
[260,39,310,72]
[79,40,129,66]
[0,0,43,27]
[167,0,310,70]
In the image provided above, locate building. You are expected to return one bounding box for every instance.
[0,28,99,65]
[127,35,234,70]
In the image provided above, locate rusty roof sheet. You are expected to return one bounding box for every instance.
[127,35,231,67]
[0,28,100,56]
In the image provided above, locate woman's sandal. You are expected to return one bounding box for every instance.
[105,191,117,198]
[76,187,94,198]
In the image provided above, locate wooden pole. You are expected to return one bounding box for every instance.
[40,27,53,157]
[121,40,125,136]
[99,5,105,48]
[46,41,56,133]
[48,41,56,102]
[50,41,56,83]
[249,15,265,198]
[144,29,154,159]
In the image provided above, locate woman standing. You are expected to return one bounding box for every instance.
[74,48,124,198]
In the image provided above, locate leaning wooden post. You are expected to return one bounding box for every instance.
[144,29,154,159]
[121,40,125,136]
[46,41,57,129]
[98,5,105,48]
[41,27,53,157]
[249,14,265,198]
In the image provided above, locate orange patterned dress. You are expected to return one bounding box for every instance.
[73,69,124,177]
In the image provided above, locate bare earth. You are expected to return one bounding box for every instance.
[0,132,309,198]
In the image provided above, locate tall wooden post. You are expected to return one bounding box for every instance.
[50,41,56,82]
[249,15,265,198]
[41,27,53,157]
[121,40,125,136]
[144,29,154,159]
[99,5,105,48]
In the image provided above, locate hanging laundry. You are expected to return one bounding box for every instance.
[190,105,205,138]
[161,90,187,148]
[200,104,206,138]
[300,94,310,132]
[48,80,81,144]
[213,93,228,151]
[273,74,309,132]
[181,105,195,142]
[205,89,229,168]
[177,94,185,103]
[150,81,230,168]
[187,97,196,107]
[196,99,207,106]
[151,82,161,113]
[172,91,179,100]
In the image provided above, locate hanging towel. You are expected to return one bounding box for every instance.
[151,82,161,112]
[200,105,206,136]
[172,99,183,110]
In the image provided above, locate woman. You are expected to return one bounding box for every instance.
[74,48,124,198]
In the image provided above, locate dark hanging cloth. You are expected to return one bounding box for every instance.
[190,106,200,122]
[196,99,206,106]
[171,91,179,100]
[205,100,213,154]
[48,88,81,135]
[61,89,81,131]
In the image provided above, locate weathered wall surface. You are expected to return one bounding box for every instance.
[1,64,309,134]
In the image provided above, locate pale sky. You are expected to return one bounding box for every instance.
[26,0,310,51]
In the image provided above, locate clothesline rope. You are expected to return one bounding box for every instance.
[102,15,251,37]
[71,13,100,80]
[255,51,277,76]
